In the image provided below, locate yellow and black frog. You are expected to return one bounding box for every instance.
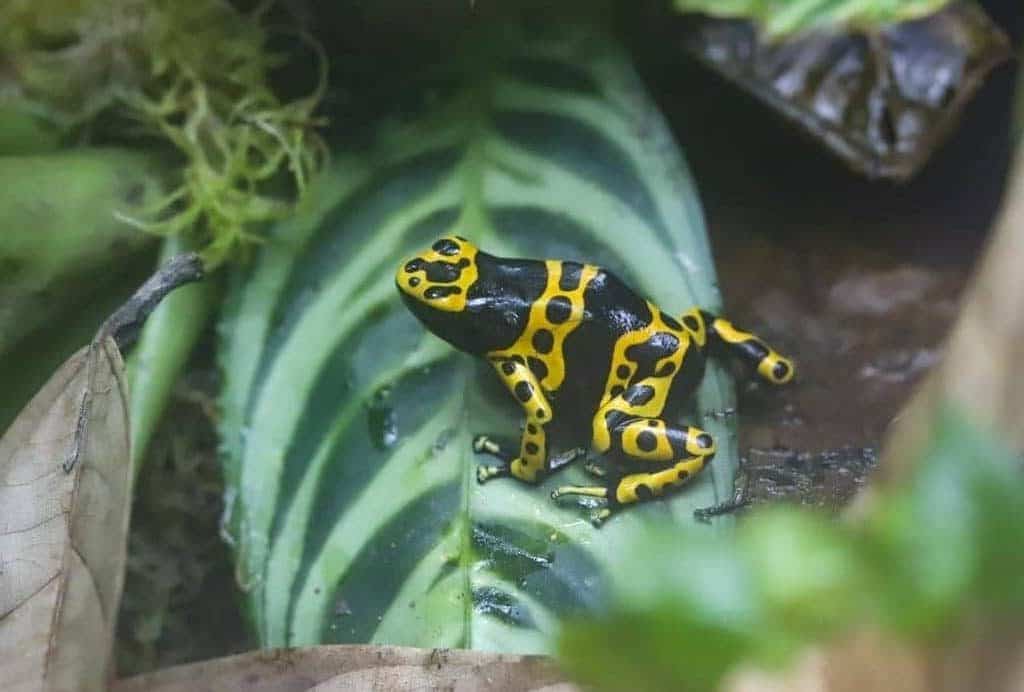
[396,236,794,525]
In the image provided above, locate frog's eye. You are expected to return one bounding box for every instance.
[432,238,461,256]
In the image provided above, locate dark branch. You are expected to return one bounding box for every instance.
[100,253,205,351]
[63,252,206,474]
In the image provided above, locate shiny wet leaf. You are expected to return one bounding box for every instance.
[675,1,1010,180]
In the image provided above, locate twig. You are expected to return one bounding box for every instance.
[99,253,205,351]
[63,253,205,473]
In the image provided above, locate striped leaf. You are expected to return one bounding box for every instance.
[673,0,951,36]
[218,26,738,652]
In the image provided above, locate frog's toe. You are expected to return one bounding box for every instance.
[477,464,508,484]
[472,435,494,453]
[472,435,515,462]
[589,508,613,527]
[551,484,607,501]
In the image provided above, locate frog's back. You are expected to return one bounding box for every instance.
[551,265,665,442]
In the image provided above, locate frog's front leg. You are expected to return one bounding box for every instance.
[476,357,554,485]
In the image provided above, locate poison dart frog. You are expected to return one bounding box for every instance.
[396,236,794,526]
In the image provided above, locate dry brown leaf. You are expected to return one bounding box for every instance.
[112,644,577,692]
[0,336,132,692]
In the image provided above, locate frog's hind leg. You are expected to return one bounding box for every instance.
[690,309,795,385]
[612,453,711,508]
[553,451,712,526]
[554,410,716,525]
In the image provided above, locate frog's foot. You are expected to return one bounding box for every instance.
[472,434,513,462]
[582,460,607,477]
[589,507,614,527]
[551,485,615,527]
[694,487,749,523]
[477,462,510,484]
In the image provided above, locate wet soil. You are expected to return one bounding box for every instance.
[714,229,968,512]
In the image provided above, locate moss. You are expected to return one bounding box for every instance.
[0,0,326,266]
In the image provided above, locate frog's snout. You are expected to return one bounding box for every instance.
[394,236,479,312]
[395,256,425,297]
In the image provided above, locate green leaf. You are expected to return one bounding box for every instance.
[0,148,167,358]
[741,509,869,640]
[673,0,952,36]
[218,25,736,651]
[0,106,60,155]
[0,148,168,433]
[557,514,862,692]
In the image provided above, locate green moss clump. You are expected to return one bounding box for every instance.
[0,0,326,266]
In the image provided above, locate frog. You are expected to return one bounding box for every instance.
[395,235,794,526]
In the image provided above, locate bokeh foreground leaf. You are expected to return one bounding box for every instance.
[0,148,169,360]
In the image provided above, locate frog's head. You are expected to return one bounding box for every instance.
[396,235,479,310]
[396,235,491,353]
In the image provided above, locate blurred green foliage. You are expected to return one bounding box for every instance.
[673,0,951,36]
[558,405,1024,692]
[0,148,168,358]
[0,0,325,266]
